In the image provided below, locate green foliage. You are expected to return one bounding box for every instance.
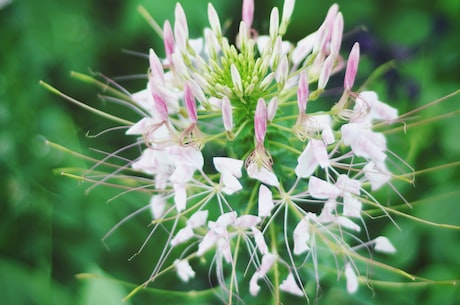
[1,0,458,304]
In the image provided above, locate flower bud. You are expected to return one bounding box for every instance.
[344,42,360,91]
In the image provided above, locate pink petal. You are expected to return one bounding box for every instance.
[254,98,267,144]
[242,0,254,28]
[184,82,197,123]
[297,70,309,114]
[221,96,234,132]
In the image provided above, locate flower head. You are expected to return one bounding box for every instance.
[61,0,429,303]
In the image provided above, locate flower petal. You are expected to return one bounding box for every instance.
[279,273,303,296]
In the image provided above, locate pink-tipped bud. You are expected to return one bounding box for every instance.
[163,20,175,63]
[344,42,360,91]
[221,96,233,132]
[149,48,164,84]
[242,0,254,29]
[254,98,267,144]
[330,12,343,56]
[318,54,334,90]
[297,70,309,114]
[184,82,197,123]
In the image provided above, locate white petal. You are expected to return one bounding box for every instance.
[236,215,261,228]
[197,230,218,256]
[345,263,358,293]
[279,273,304,296]
[336,174,361,195]
[213,157,243,178]
[187,210,208,228]
[293,215,313,255]
[149,195,166,219]
[247,163,280,187]
[343,194,362,218]
[171,226,194,246]
[258,184,274,217]
[173,183,187,212]
[249,272,261,296]
[217,238,232,263]
[363,161,391,191]
[259,253,277,275]
[374,236,397,254]
[221,173,243,195]
[336,216,361,232]
[215,211,237,228]
[308,176,340,199]
[252,227,269,255]
[174,259,195,282]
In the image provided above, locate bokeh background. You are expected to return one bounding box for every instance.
[1,0,459,304]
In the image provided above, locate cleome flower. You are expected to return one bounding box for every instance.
[48,0,459,303]
[119,0,406,301]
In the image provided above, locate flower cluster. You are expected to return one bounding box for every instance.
[83,0,408,301]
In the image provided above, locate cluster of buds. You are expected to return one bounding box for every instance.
[89,0,409,301]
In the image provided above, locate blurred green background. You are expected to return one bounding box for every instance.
[1,0,459,304]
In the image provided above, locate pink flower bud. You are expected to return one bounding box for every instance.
[184,82,197,123]
[163,20,175,63]
[221,96,233,132]
[254,98,267,144]
[330,12,343,56]
[297,70,309,114]
[344,42,360,91]
[242,0,254,29]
